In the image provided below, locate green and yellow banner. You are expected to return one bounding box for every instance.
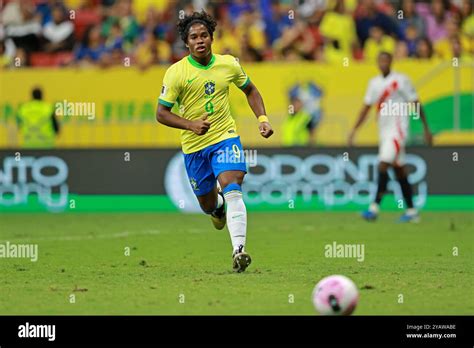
[1,60,472,148]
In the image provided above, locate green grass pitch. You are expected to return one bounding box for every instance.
[0,212,472,315]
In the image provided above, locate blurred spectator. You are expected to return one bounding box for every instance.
[42,5,75,52]
[212,15,240,56]
[363,25,396,61]
[276,19,323,60]
[415,37,434,59]
[36,0,54,26]
[102,0,139,46]
[71,0,102,43]
[376,0,397,17]
[74,24,109,66]
[132,0,169,23]
[297,0,327,20]
[2,0,24,25]
[404,25,420,56]
[106,22,125,66]
[394,40,409,60]
[397,0,426,40]
[281,46,302,61]
[459,0,474,57]
[450,35,472,61]
[227,0,253,25]
[320,0,357,62]
[405,25,422,57]
[355,0,404,46]
[105,22,124,51]
[1,0,469,67]
[236,10,266,61]
[134,30,171,70]
[419,0,452,43]
[141,6,171,42]
[14,47,28,66]
[434,17,471,59]
[3,0,42,57]
[0,40,12,68]
[460,0,474,36]
[434,17,472,60]
[0,35,16,68]
[263,0,293,46]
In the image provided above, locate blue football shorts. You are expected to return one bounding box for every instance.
[183,136,247,196]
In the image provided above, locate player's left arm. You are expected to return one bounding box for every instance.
[416,102,433,146]
[241,81,273,138]
[403,75,433,146]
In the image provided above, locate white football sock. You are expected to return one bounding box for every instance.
[224,190,247,253]
[406,208,418,216]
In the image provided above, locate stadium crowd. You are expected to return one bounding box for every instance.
[0,0,473,68]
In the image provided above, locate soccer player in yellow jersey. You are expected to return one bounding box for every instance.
[156,11,273,272]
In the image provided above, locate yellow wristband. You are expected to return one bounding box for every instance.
[258,115,269,123]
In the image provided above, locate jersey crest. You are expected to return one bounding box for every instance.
[204,81,216,95]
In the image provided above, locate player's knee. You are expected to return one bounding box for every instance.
[220,173,245,189]
[197,194,217,214]
[378,162,390,173]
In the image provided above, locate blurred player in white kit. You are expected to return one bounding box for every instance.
[348,51,433,222]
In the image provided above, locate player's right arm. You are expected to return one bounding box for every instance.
[156,104,211,135]
[348,80,375,146]
[156,64,210,135]
[348,105,371,146]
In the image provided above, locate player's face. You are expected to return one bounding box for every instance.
[187,23,212,58]
[377,54,392,75]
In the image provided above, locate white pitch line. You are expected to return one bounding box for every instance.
[0,230,162,243]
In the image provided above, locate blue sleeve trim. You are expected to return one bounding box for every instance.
[238,77,250,90]
[158,99,174,108]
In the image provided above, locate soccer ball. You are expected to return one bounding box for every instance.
[312,275,359,315]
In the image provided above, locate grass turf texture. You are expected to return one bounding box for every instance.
[0,212,472,315]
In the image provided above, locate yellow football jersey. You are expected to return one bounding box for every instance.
[158,53,250,154]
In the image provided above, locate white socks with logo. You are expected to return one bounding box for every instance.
[224,190,247,253]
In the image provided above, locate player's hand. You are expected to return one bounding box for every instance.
[189,114,211,135]
[259,122,273,138]
[348,130,356,147]
[424,131,433,146]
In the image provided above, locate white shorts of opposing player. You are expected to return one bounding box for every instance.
[378,132,406,166]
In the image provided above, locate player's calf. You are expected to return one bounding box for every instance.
[198,190,226,230]
[210,191,226,230]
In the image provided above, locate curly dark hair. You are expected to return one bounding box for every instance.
[177,10,217,44]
